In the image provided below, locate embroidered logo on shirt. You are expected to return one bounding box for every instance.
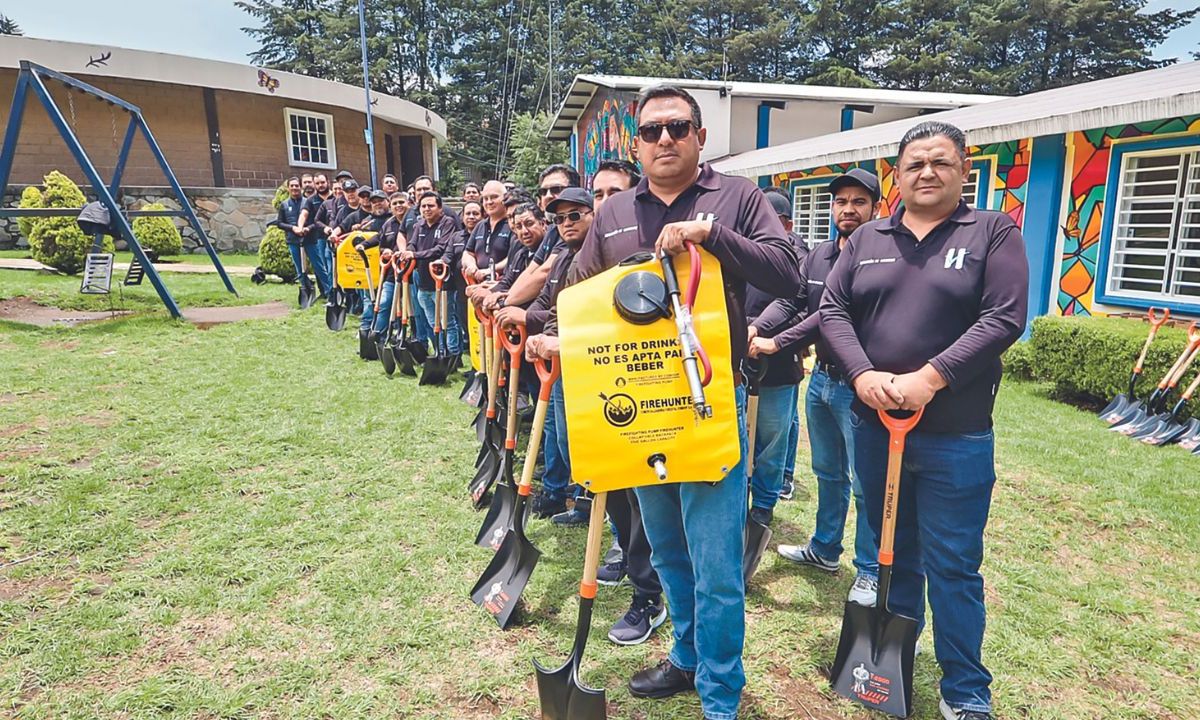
[604,225,638,239]
[694,212,715,222]
[858,258,897,266]
[808,280,824,286]
[944,248,969,270]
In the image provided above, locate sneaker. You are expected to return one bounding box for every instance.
[596,560,627,587]
[777,542,839,573]
[531,492,566,519]
[848,574,878,607]
[779,474,795,500]
[749,507,773,527]
[609,595,667,646]
[551,508,589,526]
[602,541,624,566]
[939,699,992,720]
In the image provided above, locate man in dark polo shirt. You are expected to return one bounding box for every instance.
[750,168,884,607]
[277,176,331,297]
[820,122,1027,720]
[563,84,800,720]
[400,191,459,350]
[462,180,511,283]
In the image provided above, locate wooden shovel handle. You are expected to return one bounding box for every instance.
[1180,370,1200,402]
[505,338,522,450]
[579,492,609,600]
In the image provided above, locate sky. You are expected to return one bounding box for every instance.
[6,0,1200,67]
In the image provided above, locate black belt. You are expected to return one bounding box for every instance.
[814,360,844,382]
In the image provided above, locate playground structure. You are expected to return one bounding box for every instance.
[0,60,237,318]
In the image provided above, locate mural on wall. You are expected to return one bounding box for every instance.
[578,91,638,182]
[872,140,1030,220]
[771,162,859,188]
[1056,115,1200,317]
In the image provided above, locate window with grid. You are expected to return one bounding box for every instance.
[792,183,832,246]
[1106,147,1200,304]
[285,108,336,169]
[962,167,983,207]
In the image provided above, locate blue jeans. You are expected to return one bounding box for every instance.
[542,379,573,502]
[806,368,878,578]
[443,289,463,355]
[852,415,996,714]
[358,289,375,332]
[749,383,798,512]
[784,400,799,478]
[414,287,436,346]
[635,385,748,720]
[369,281,396,334]
[288,239,331,295]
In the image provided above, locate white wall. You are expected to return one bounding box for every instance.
[692,89,732,162]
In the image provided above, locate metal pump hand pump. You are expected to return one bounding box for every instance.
[659,241,713,420]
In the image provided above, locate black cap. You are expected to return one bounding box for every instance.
[356,185,373,196]
[341,179,358,191]
[546,187,593,213]
[827,168,881,202]
[766,191,791,218]
[334,170,354,180]
[369,189,387,201]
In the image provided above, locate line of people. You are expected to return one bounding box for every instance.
[282,82,1025,720]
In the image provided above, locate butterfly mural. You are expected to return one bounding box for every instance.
[257,69,280,94]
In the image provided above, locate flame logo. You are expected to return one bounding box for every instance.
[600,392,637,428]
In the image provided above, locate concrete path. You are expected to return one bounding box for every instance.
[0,258,255,276]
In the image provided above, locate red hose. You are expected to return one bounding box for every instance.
[684,242,713,387]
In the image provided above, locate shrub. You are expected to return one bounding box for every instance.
[1002,341,1034,381]
[272,183,289,210]
[258,226,295,281]
[132,203,183,258]
[41,170,86,208]
[17,186,43,241]
[29,215,114,275]
[1029,315,1198,414]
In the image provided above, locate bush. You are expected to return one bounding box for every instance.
[41,170,86,208]
[272,183,289,210]
[1030,315,1198,413]
[258,226,295,281]
[132,203,183,258]
[1002,341,1034,381]
[29,216,114,275]
[17,186,43,241]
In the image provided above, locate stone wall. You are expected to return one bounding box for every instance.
[1,185,277,253]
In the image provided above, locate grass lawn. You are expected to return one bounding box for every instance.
[0,249,262,268]
[1,277,1198,719]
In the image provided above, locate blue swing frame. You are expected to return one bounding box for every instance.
[0,60,238,318]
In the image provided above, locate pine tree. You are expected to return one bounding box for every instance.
[0,14,22,35]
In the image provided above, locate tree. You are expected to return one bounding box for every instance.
[506,111,568,188]
[0,14,22,35]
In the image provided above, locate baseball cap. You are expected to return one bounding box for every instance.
[766,191,792,218]
[341,179,359,191]
[828,168,881,202]
[334,170,354,180]
[369,189,387,201]
[545,187,594,213]
[356,185,373,197]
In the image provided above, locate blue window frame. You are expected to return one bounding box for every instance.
[1094,134,1200,315]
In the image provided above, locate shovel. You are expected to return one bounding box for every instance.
[742,357,771,584]
[1135,369,1200,445]
[476,326,526,549]
[420,261,452,385]
[1100,307,1169,422]
[473,313,498,440]
[462,304,490,408]
[297,247,317,310]
[831,408,924,718]
[470,328,507,508]
[534,491,609,720]
[392,259,421,376]
[470,355,559,629]
[1113,325,1200,436]
[325,240,349,331]
[357,247,380,361]
[376,252,399,376]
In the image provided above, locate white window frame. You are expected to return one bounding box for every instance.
[962,167,983,208]
[792,182,832,247]
[1105,144,1200,305]
[284,107,337,170]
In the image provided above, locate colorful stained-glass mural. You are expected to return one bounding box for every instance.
[872,141,1030,220]
[577,90,638,183]
[772,162,859,188]
[1056,115,1200,316]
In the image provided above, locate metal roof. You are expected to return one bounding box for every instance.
[0,35,448,141]
[547,73,1005,141]
[713,61,1200,178]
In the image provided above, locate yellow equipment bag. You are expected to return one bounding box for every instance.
[558,248,739,494]
[466,304,483,372]
[336,232,381,290]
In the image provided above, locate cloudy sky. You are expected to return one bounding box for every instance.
[6,0,1199,67]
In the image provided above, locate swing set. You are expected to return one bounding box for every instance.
[0,61,237,318]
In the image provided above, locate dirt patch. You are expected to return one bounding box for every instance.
[182,302,291,329]
[763,666,872,719]
[0,297,132,327]
[0,443,47,461]
[75,410,118,428]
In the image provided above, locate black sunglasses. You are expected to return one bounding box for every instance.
[637,120,695,143]
[538,184,567,197]
[548,209,592,225]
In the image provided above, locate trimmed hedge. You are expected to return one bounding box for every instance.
[258,226,295,281]
[1029,314,1198,413]
[132,203,184,258]
[17,186,43,240]
[24,171,114,274]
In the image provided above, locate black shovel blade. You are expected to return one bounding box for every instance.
[830,600,918,717]
[406,339,429,365]
[1103,400,1145,427]
[470,450,502,509]
[298,284,316,310]
[420,355,449,385]
[473,407,489,443]
[1176,420,1200,451]
[461,374,486,408]
[470,499,541,630]
[1098,393,1130,422]
[394,345,417,375]
[379,340,396,375]
[476,475,518,549]
[743,515,773,584]
[325,298,347,331]
[535,597,607,720]
[1138,417,1189,446]
[1111,407,1152,435]
[358,331,379,361]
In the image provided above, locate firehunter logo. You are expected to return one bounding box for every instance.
[944,247,969,270]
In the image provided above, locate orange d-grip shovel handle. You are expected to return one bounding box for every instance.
[534,355,561,401]
[517,356,562,499]
[1132,307,1169,377]
[877,407,924,568]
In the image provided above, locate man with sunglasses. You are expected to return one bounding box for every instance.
[559,85,801,720]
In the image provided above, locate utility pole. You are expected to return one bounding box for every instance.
[358,0,378,187]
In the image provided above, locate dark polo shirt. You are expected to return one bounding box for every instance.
[410,214,458,291]
[819,200,1028,433]
[754,237,843,367]
[493,235,543,297]
[745,229,809,386]
[466,217,512,274]
[360,215,406,281]
[527,247,576,335]
[276,195,308,244]
[566,163,802,375]
[532,225,563,265]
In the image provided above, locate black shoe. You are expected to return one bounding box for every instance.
[628,658,695,699]
[749,506,773,526]
[531,492,566,519]
[779,474,795,500]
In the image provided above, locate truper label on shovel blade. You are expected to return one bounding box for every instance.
[850,663,892,706]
